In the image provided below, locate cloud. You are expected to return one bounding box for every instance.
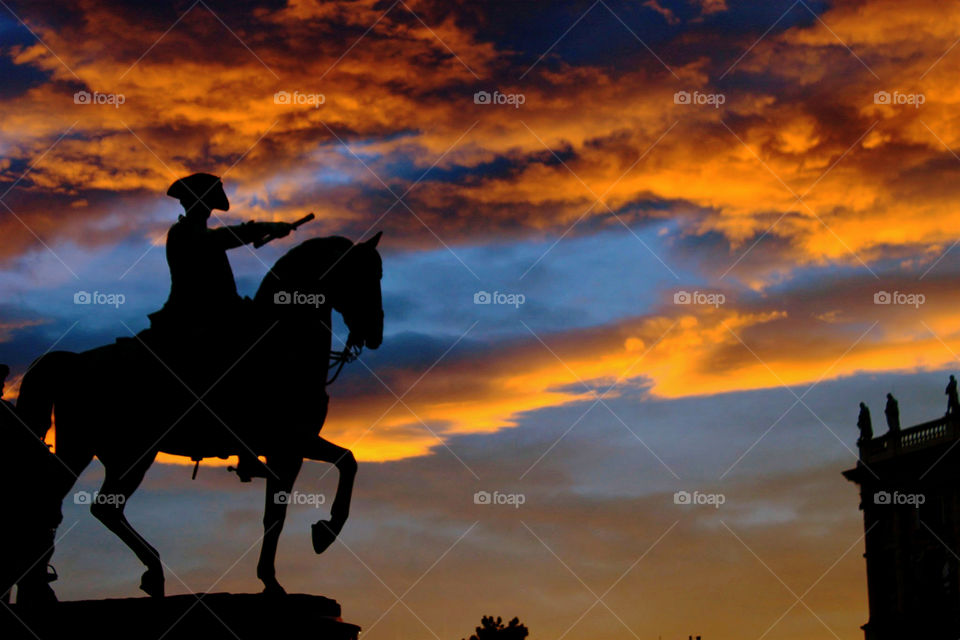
[0,0,958,289]
[643,0,680,25]
[4,4,951,637]
[278,262,960,461]
[695,0,728,15]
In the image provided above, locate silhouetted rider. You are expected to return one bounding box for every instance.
[158,174,292,482]
[162,173,293,319]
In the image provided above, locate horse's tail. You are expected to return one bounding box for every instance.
[17,350,75,440]
[8,351,77,603]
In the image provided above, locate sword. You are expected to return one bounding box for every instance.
[254,212,315,248]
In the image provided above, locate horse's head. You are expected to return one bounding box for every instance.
[258,233,384,350]
[334,232,383,350]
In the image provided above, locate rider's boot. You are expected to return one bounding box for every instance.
[231,453,269,482]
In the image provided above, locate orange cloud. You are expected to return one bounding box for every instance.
[291,274,960,462]
[5,0,960,468]
[2,0,959,284]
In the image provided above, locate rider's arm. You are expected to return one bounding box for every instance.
[209,221,293,249]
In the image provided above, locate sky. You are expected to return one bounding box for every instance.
[2,0,960,638]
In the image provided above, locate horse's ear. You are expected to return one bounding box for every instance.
[365,231,382,248]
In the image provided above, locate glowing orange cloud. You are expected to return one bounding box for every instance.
[2,0,960,284]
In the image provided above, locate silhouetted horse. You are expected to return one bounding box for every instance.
[15,234,383,603]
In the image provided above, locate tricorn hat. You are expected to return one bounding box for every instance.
[166,173,230,211]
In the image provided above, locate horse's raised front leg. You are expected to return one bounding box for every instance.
[91,455,164,597]
[257,454,302,596]
[305,436,357,554]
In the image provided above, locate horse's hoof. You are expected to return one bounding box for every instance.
[16,582,58,608]
[311,520,338,554]
[140,568,165,598]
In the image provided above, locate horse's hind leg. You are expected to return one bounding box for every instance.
[257,454,302,596]
[91,455,164,597]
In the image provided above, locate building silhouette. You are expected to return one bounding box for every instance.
[844,410,960,639]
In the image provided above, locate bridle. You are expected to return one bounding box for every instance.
[327,344,362,385]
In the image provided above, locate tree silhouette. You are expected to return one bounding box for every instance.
[463,616,529,640]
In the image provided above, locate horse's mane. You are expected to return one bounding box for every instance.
[254,236,354,302]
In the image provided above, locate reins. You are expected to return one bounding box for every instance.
[327,344,362,385]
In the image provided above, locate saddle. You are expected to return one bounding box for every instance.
[102,299,271,459]
[139,297,267,391]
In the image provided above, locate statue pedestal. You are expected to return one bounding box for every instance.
[1,593,361,640]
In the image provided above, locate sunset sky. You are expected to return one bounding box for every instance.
[3,0,960,637]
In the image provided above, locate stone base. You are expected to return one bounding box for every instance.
[1,593,361,640]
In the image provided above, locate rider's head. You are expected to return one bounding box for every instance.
[167,173,230,221]
[0,364,8,396]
